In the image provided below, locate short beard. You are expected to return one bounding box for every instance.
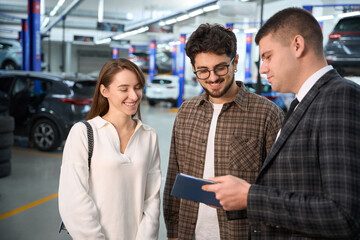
[204,73,235,98]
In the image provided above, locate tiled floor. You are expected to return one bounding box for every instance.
[0,103,177,240]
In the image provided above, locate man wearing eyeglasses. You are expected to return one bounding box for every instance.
[163,23,284,240]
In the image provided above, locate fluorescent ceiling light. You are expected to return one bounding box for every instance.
[49,0,66,16]
[95,38,111,45]
[315,15,334,21]
[189,9,204,17]
[203,4,219,12]
[127,13,133,20]
[41,17,50,29]
[113,26,149,40]
[177,14,190,22]
[338,11,360,18]
[244,28,258,33]
[165,18,177,25]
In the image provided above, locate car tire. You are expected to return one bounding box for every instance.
[0,116,15,133]
[0,161,11,178]
[31,118,61,152]
[0,132,14,148]
[148,100,156,106]
[2,60,18,70]
[0,148,12,164]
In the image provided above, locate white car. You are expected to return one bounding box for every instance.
[145,75,203,107]
[0,39,22,70]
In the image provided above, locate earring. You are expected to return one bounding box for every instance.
[234,69,237,72]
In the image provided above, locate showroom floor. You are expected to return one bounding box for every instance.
[0,102,177,240]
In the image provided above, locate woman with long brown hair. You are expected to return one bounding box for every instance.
[59,58,161,239]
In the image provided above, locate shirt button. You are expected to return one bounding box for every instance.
[200,160,203,164]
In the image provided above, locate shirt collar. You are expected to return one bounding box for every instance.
[296,65,333,102]
[91,116,150,131]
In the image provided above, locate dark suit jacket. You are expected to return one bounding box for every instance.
[246,70,360,239]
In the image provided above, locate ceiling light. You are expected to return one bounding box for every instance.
[159,21,166,26]
[244,28,258,33]
[315,15,334,21]
[127,13,133,20]
[113,26,149,40]
[189,9,204,17]
[95,38,111,45]
[176,14,190,22]
[49,0,66,16]
[338,11,360,18]
[165,18,177,25]
[203,5,219,12]
[41,17,50,29]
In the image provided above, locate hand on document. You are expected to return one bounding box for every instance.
[202,175,250,211]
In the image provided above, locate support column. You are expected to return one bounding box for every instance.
[21,19,30,71]
[65,42,71,73]
[28,0,41,71]
[149,40,156,83]
[177,34,186,108]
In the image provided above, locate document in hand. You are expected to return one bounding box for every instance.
[170,173,222,207]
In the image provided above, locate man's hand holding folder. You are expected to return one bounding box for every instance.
[170,173,222,208]
[202,175,251,211]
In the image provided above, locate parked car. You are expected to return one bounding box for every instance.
[0,70,97,151]
[146,75,203,107]
[129,51,172,74]
[324,16,360,76]
[0,39,22,70]
[244,81,294,112]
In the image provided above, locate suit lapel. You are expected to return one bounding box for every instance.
[258,70,338,176]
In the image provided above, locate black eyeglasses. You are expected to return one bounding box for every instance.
[193,58,235,80]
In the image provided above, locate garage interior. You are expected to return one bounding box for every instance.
[0,0,359,239]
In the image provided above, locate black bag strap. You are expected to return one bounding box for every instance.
[59,120,94,234]
[81,120,94,170]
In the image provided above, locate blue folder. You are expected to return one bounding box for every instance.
[170,173,222,208]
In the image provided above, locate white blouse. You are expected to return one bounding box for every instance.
[58,116,161,240]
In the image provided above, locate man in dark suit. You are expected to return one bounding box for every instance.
[203,7,360,239]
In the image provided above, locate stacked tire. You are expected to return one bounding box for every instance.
[0,116,14,177]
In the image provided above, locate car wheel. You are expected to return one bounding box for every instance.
[31,119,61,152]
[3,61,18,70]
[148,100,156,106]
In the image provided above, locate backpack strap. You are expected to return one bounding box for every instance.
[81,120,94,170]
[59,120,94,234]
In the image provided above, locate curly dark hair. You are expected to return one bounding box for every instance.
[255,7,324,56]
[185,23,237,66]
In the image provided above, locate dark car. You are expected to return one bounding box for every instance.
[0,71,97,151]
[244,82,294,112]
[324,16,360,76]
[128,51,172,74]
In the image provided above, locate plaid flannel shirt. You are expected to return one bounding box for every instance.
[163,81,284,240]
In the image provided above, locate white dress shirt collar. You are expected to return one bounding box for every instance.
[296,65,333,102]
